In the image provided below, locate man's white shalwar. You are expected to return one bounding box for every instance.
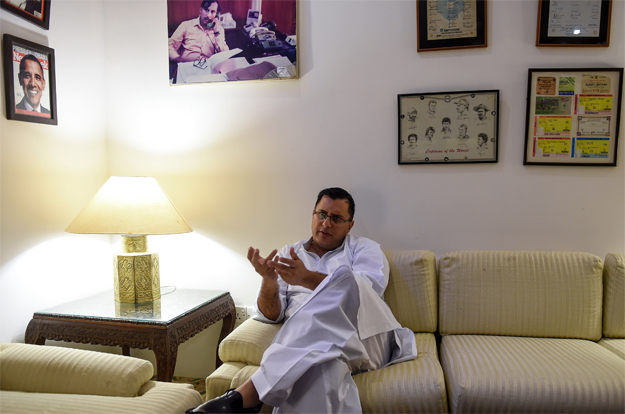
[251,234,417,413]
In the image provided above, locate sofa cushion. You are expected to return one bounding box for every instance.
[597,338,625,359]
[603,253,624,338]
[353,333,447,413]
[0,343,153,397]
[384,250,438,333]
[205,361,247,401]
[0,382,201,414]
[439,251,603,340]
[219,319,283,366]
[440,335,625,413]
[208,334,447,414]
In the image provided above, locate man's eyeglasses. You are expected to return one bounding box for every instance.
[313,210,351,224]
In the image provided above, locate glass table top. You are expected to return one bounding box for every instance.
[35,289,229,324]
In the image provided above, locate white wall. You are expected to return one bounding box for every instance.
[1,0,624,379]
[1,1,110,343]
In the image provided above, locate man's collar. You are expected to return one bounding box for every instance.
[304,235,349,255]
[23,99,40,112]
[194,16,204,29]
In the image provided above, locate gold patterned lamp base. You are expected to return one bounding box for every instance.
[114,235,161,303]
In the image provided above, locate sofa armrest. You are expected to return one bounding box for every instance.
[218,319,282,366]
[0,343,153,397]
[603,253,624,338]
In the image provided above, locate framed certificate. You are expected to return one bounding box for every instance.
[416,0,487,52]
[398,90,499,164]
[536,0,612,47]
[523,68,623,166]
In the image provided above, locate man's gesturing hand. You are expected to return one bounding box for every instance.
[268,247,326,291]
[247,247,279,282]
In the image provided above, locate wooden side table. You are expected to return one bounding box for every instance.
[25,289,235,382]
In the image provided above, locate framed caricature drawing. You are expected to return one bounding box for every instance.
[524,68,623,166]
[398,90,499,164]
[2,34,57,125]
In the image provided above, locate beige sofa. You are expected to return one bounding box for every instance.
[207,250,448,413]
[598,253,625,359]
[0,343,202,414]
[439,251,624,413]
[205,250,624,413]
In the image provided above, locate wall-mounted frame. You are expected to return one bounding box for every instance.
[416,0,487,52]
[167,0,297,84]
[399,90,499,164]
[524,68,623,166]
[536,0,612,47]
[1,0,51,30]
[2,34,57,125]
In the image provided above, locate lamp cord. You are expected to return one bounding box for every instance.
[160,286,177,296]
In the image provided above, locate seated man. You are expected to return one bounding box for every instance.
[188,188,417,413]
[168,0,228,63]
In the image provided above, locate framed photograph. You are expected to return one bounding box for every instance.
[398,90,499,164]
[416,0,487,52]
[2,34,57,125]
[523,68,623,166]
[1,0,51,30]
[536,0,612,47]
[167,0,297,84]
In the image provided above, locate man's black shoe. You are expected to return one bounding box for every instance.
[186,389,263,413]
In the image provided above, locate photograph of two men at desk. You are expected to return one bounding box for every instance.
[167,0,297,84]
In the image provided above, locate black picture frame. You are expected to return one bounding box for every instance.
[398,89,499,164]
[536,0,612,47]
[2,34,57,125]
[523,68,623,166]
[1,0,51,30]
[416,0,487,52]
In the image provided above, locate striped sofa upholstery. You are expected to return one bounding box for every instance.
[598,253,625,359]
[206,250,448,413]
[0,343,202,414]
[439,251,625,413]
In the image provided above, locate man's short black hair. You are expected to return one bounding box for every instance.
[19,54,44,79]
[315,187,355,221]
[201,0,220,11]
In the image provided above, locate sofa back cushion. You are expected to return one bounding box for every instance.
[0,343,153,397]
[603,253,624,338]
[439,251,603,340]
[384,250,438,333]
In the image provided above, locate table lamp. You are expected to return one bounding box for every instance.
[66,176,193,303]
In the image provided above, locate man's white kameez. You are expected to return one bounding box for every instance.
[251,234,417,413]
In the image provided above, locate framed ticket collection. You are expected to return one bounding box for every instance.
[523,68,623,166]
[398,90,499,164]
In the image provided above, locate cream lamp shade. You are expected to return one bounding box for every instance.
[66,176,193,303]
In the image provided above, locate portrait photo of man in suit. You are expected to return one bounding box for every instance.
[15,54,50,116]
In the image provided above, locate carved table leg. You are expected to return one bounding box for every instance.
[216,306,236,369]
[25,320,45,345]
[153,330,179,382]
